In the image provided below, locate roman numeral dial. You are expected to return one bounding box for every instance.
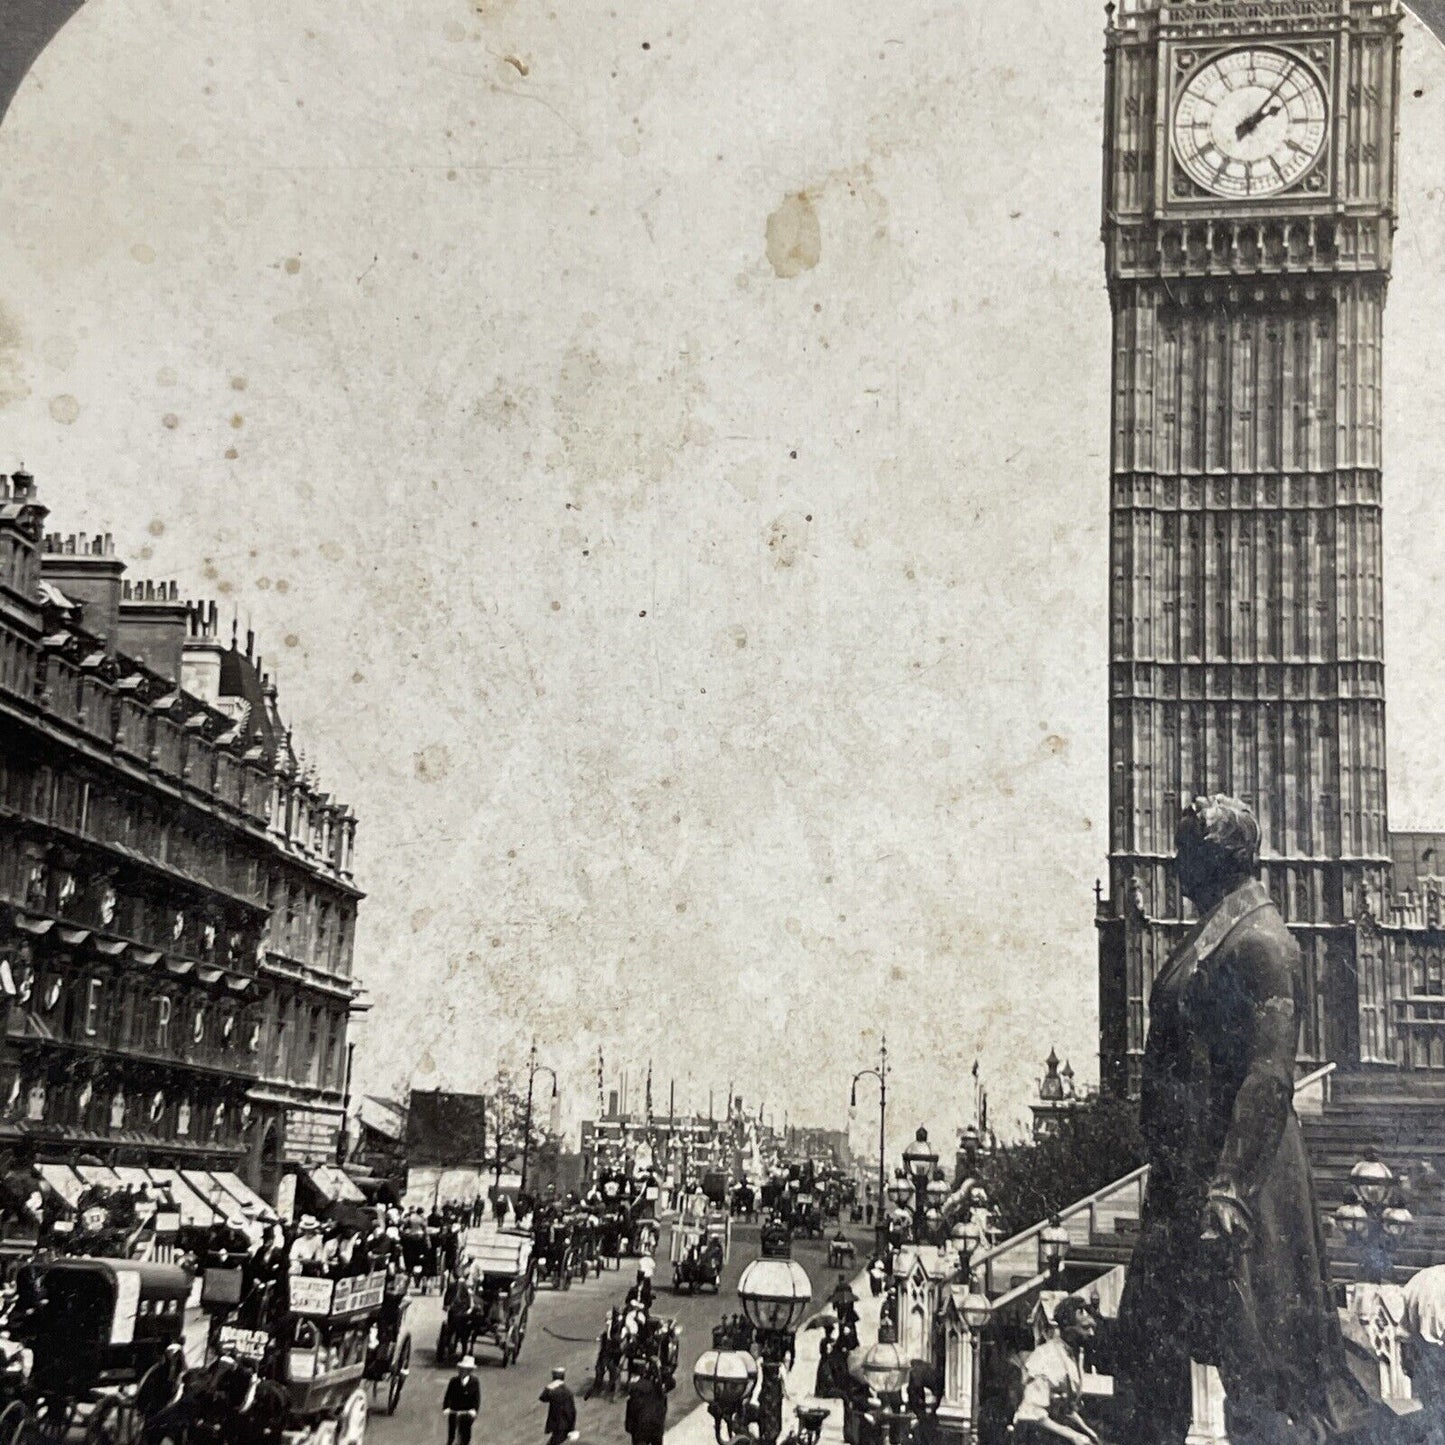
[1171,47,1329,199]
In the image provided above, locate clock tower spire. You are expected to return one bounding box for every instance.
[1096,0,1403,1097]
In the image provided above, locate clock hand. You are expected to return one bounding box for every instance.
[1236,101,1284,140]
[1236,66,1296,140]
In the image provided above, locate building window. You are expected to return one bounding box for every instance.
[84,978,102,1037]
[155,996,172,1052]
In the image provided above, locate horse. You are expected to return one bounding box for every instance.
[587,1307,626,1399]
[436,1273,479,1365]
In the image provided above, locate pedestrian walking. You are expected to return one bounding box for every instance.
[442,1355,480,1445]
[867,1255,886,1298]
[624,1363,673,1445]
[539,1365,578,1445]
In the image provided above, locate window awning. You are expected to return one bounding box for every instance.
[210,1170,277,1222]
[181,1170,246,1221]
[36,1163,85,1210]
[305,1163,365,1205]
[75,1165,121,1190]
[146,1168,221,1228]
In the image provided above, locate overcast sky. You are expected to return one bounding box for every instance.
[3,2,1445,1147]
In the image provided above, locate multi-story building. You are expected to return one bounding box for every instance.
[1094,0,1445,1100]
[0,470,362,1200]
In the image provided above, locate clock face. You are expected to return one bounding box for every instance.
[1172,47,1328,199]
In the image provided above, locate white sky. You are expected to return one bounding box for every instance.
[3,1,1445,1147]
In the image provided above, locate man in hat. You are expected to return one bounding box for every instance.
[289,1215,326,1275]
[442,1354,481,1445]
[539,1365,578,1445]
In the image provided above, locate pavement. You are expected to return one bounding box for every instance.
[360,1220,876,1445]
[663,1259,881,1445]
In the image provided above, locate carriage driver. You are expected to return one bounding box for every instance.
[625,1263,654,1315]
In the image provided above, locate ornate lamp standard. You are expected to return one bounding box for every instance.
[861,1319,914,1445]
[960,1288,992,1445]
[518,1038,558,1197]
[851,1037,890,1258]
[1038,1215,1070,1284]
[1333,1151,1413,1287]
[692,1346,759,1443]
[736,1242,813,1445]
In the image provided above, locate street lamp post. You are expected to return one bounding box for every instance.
[961,1287,992,1445]
[1039,1214,1070,1284]
[862,1318,914,1445]
[737,1245,813,1445]
[692,1345,758,1443]
[519,1038,558,1198]
[851,1036,890,1260]
[1333,1151,1414,1288]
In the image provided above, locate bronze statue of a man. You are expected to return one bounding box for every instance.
[1114,795,1378,1444]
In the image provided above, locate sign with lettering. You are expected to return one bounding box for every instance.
[331,1270,386,1316]
[217,1326,270,1364]
[287,1276,335,1317]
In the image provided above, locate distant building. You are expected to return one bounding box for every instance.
[0,471,363,1202]
[1030,1048,1082,1141]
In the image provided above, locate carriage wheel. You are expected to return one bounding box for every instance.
[82,1398,141,1445]
[386,1335,411,1416]
[337,1387,368,1445]
[0,1403,27,1445]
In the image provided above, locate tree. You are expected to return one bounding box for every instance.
[482,1068,559,1186]
[978,1096,1144,1240]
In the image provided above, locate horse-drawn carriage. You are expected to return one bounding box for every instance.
[436,1231,532,1369]
[532,1215,581,1292]
[0,1256,191,1445]
[669,1201,730,1296]
[187,1262,399,1439]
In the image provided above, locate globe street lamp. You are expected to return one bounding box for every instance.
[693,1347,758,1444]
[960,1288,992,1445]
[1038,1215,1070,1284]
[737,1249,813,1445]
[1333,1151,1414,1287]
[861,1318,914,1444]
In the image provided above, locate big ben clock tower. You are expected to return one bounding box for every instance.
[1095,0,1403,1097]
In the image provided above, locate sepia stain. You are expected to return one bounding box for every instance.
[256,578,271,590]
[765,192,821,278]
[351,672,364,684]
[417,1049,436,1075]
[161,413,179,430]
[231,376,247,391]
[230,414,244,429]
[129,243,156,265]
[283,633,299,648]
[503,55,529,76]
[41,336,76,371]
[320,541,343,561]
[148,519,165,537]
[765,514,809,568]
[48,394,79,425]
[224,448,239,461]
[0,303,30,410]
[284,257,301,275]
[1043,733,1069,757]
[414,742,452,782]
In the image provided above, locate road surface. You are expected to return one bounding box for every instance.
[366,1220,872,1445]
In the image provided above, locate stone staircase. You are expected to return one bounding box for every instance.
[1300,1067,1445,1283]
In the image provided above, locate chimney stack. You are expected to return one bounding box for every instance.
[118,578,190,681]
[40,532,125,651]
